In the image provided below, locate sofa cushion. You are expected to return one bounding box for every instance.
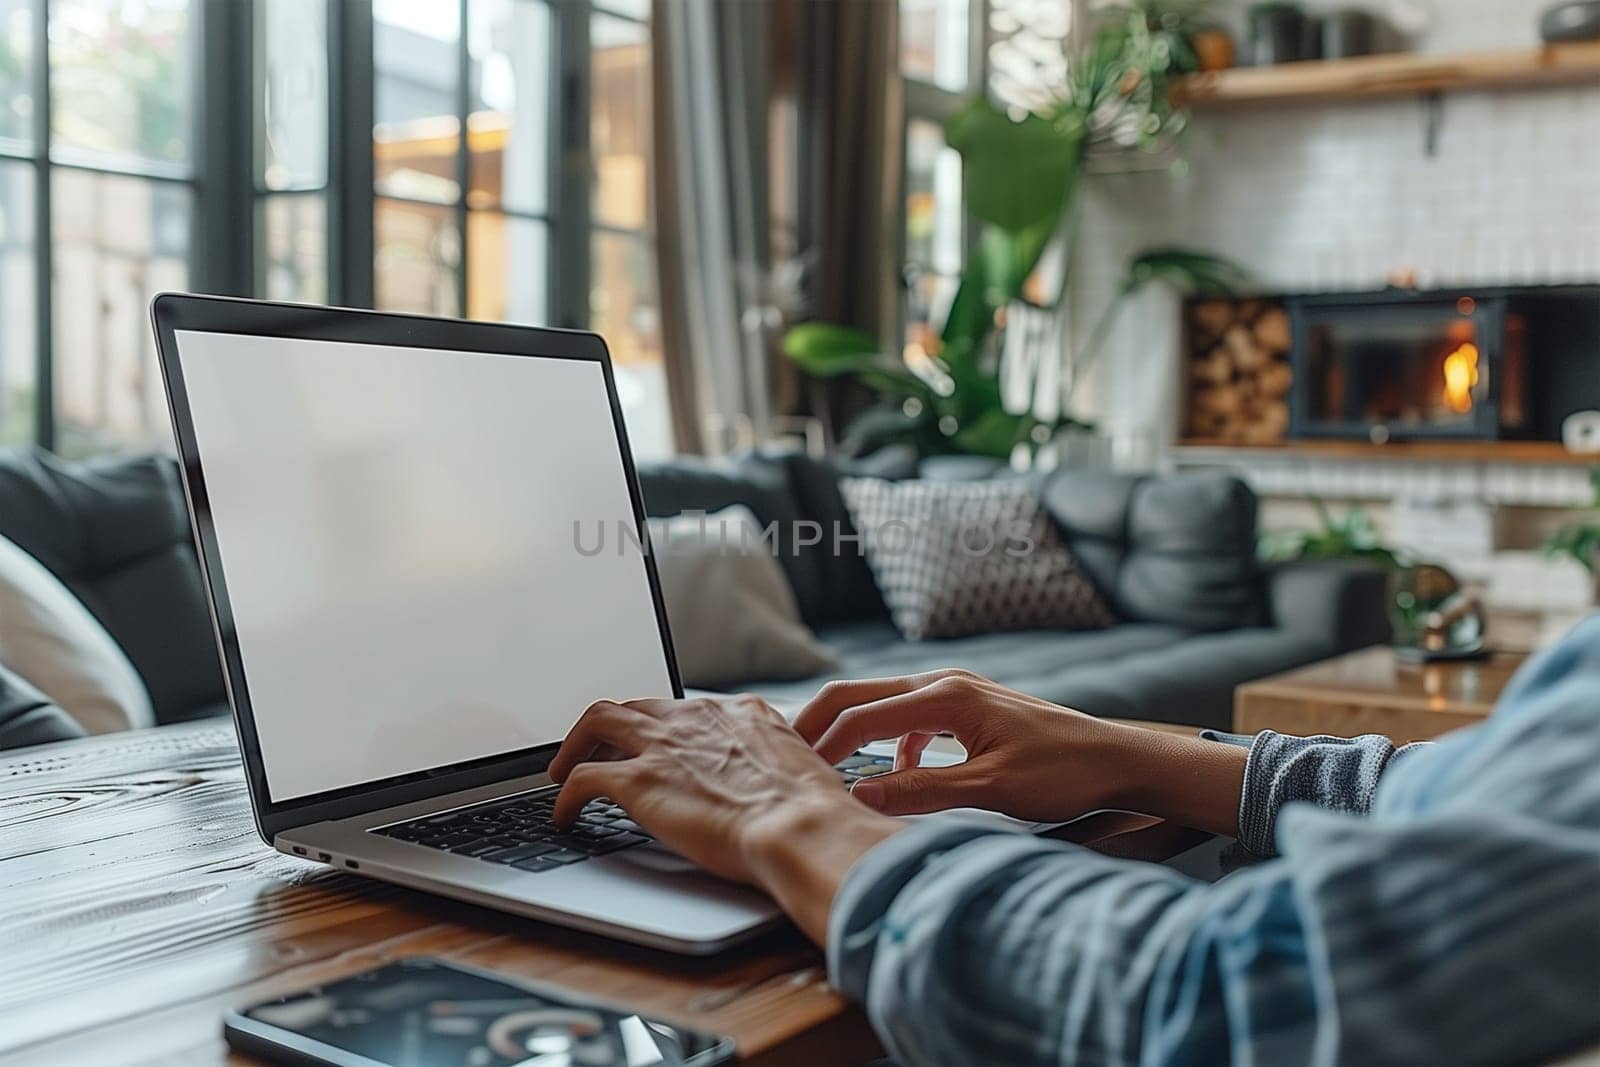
[745,621,1335,729]
[0,533,155,734]
[746,619,1191,705]
[1043,469,1263,631]
[0,448,226,724]
[839,476,1115,640]
[782,453,894,624]
[635,450,822,618]
[650,506,838,689]
[636,447,907,627]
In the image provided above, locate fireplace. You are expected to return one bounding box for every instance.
[1291,291,1525,442]
[1181,286,1600,447]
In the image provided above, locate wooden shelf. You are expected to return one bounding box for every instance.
[1172,439,1599,465]
[1173,42,1600,108]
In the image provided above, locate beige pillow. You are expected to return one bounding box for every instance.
[0,534,154,734]
[649,506,838,690]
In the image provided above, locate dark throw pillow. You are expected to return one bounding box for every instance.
[839,477,1116,641]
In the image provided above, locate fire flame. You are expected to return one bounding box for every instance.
[1442,342,1480,414]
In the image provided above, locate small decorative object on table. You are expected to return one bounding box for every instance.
[1394,590,1489,663]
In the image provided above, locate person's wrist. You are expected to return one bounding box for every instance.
[1104,727,1247,837]
[738,792,902,946]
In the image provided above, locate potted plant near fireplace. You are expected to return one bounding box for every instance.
[783,0,1246,463]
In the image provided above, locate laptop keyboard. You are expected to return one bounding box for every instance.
[371,751,896,875]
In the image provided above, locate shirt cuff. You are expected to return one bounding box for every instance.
[825,817,1032,1002]
[1237,730,1399,856]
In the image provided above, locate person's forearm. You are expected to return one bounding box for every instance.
[1103,725,1248,838]
[740,798,904,945]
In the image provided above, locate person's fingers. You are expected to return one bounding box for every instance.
[894,731,935,772]
[615,696,681,718]
[849,764,975,816]
[547,700,652,783]
[795,670,977,744]
[812,675,982,765]
[552,760,640,826]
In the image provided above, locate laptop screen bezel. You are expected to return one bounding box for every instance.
[150,293,685,843]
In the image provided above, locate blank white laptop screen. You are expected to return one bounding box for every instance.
[173,330,675,802]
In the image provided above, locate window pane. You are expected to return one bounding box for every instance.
[52,169,188,455]
[591,14,649,231]
[987,0,1071,113]
[905,118,961,276]
[374,0,461,203]
[260,193,326,302]
[0,162,34,443]
[259,0,328,191]
[0,0,34,151]
[375,196,460,316]
[467,212,547,325]
[591,229,671,458]
[467,0,549,214]
[50,0,193,169]
[900,0,968,91]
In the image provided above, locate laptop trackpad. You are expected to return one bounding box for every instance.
[614,841,700,874]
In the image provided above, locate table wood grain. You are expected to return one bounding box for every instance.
[1,722,1200,1066]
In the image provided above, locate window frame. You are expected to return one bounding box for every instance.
[4,0,639,452]
[0,0,251,450]
[897,0,988,343]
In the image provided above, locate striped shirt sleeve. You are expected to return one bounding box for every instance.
[827,616,1600,1066]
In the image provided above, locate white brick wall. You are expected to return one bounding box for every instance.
[1067,0,1600,437]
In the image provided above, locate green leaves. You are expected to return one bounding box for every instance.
[1260,502,1404,569]
[1119,247,1250,297]
[1542,466,1600,574]
[780,322,882,377]
[943,98,1082,234]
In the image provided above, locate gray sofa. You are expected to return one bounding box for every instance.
[0,446,1389,748]
[635,449,1390,727]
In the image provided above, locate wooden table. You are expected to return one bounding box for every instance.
[1,722,1204,1066]
[1234,646,1529,743]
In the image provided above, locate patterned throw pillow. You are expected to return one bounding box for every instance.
[839,477,1116,641]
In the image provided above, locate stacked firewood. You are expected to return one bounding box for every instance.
[1183,299,1293,444]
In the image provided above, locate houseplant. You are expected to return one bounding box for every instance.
[1543,467,1600,601]
[1260,500,1478,647]
[783,0,1246,460]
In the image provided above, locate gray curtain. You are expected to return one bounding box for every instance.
[650,0,772,454]
[650,0,901,454]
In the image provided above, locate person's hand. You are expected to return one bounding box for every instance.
[794,669,1139,824]
[547,694,902,943]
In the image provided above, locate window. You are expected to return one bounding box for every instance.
[0,0,197,454]
[1,0,672,457]
[588,5,669,459]
[897,0,1074,349]
[898,0,980,355]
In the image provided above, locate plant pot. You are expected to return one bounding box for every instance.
[1193,28,1237,71]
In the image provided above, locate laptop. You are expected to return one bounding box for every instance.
[150,293,828,954]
